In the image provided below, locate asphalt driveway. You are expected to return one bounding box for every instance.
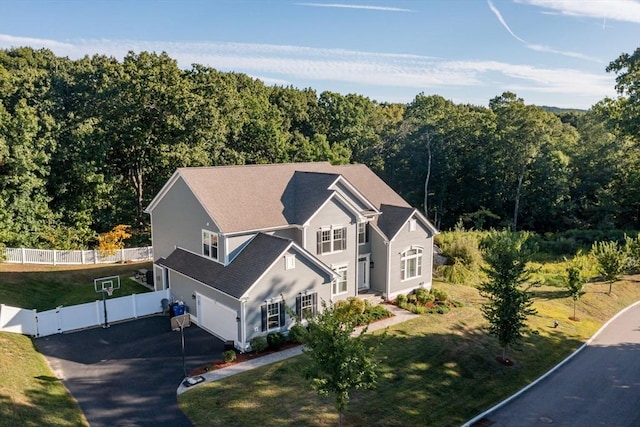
[469,301,640,427]
[35,315,224,427]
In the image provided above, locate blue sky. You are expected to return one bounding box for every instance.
[0,0,638,109]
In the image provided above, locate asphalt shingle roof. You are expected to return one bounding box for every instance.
[158,233,293,299]
[175,162,411,234]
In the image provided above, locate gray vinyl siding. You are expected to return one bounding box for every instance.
[271,227,302,244]
[243,248,332,343]
[388,217,434,297]
[166,269,240,320]
[226,233,255,262]
[368,228,389,295]
[150,177,219,261]
[304,197,358,300]
[333,181,370,211]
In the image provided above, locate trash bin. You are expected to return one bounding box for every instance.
[174,304,185,316]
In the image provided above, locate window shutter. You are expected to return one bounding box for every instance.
[312,292,318,317]
[295,295,301,318]
[261,305,267,332]
[341,227,347,250]
[317,230,322,254]
[279,301,286,327]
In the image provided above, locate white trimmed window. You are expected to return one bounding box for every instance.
[297,293,317,319]
[262,301,285,331]
[285,254,296,270]
[409,218,417,232]
[333,265,348,295]
[202,230,218,261]
[401,247,423,281]
[358,222,368,245]
[317,226,347,254]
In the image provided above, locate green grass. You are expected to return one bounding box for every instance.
[0,332,88,427]
[179,275,640,427]
[0,262,152,311]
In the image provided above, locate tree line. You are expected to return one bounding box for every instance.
[0,47,638,249]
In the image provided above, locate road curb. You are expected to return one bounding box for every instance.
[461,299,640,427]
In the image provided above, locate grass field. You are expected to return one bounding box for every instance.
[178,275,640,427]
[0,261,153,311]
[0,332,88,427]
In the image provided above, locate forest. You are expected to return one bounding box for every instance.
[0,46,638,249]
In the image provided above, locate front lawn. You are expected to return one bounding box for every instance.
[0,262,152,311]
[179,276,640,426]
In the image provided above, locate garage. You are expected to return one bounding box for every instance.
[195,293,238,342]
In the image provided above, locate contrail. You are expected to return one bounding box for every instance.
[487,0,528,44]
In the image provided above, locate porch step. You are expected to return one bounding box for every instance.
[357,290,385,306]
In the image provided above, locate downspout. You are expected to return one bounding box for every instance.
[240,298,247,351]
[385,240,391,300]
[354,220,359,297]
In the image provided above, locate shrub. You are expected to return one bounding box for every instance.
[431,288,448,302]
[415,287,433,305]
[395,294,407,305]
[267,331,287,350]
[362,305,392,322]
[223,350,236,363]
[335,297,366,322]
[250,336,268,353]
[288,324,308,344]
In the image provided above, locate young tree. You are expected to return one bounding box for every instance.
[623,233,640,273]
[302,300,377,427]
[565,254,589,320]
[591,240,626,295]
[479,230,537,362]
[97,224,131,257]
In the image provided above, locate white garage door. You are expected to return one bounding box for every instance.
[196,293,238,342]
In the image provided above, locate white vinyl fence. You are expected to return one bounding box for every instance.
[0,289,170,337]
[1,246,153,265]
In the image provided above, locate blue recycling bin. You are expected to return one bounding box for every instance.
[173,304,185,316]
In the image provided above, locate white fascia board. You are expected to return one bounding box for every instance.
[145,170,181,214]
[328,175,379,214]
[224,224,304,237]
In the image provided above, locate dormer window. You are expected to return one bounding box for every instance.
[202,230,218,261]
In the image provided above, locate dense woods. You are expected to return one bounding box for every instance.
[0,47,638,249]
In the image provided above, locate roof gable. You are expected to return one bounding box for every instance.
[150,162,431,234]
[158,233,335,299]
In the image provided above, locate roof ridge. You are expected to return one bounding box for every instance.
[178,161,332,171]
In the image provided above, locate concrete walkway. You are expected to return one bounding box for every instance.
[177,303,418,395]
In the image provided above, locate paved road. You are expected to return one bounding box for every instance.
[476,302,640,427]
[35,315,224,427]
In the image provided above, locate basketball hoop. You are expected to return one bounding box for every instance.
[105,286,114,297]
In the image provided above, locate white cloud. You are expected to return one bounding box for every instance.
[296,3,413,12]
[0,34,615,107]
[517,0,640,23]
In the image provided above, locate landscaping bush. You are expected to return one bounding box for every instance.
[395,293,407,305]
[334,297,366,322]
[415,287,433,305]
[267,331,287,350]
[288,324,308,344]
[431,288,448,302]
[250,336,268,353]
[223,350,236,363]
[361,304,392,322]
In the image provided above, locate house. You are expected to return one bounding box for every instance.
[145,162,438,350]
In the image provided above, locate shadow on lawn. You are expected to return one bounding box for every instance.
[179,321,585,427]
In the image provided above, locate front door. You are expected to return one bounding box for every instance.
[358,255,370,290]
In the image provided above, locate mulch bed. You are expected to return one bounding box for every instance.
[188,341,302,376]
